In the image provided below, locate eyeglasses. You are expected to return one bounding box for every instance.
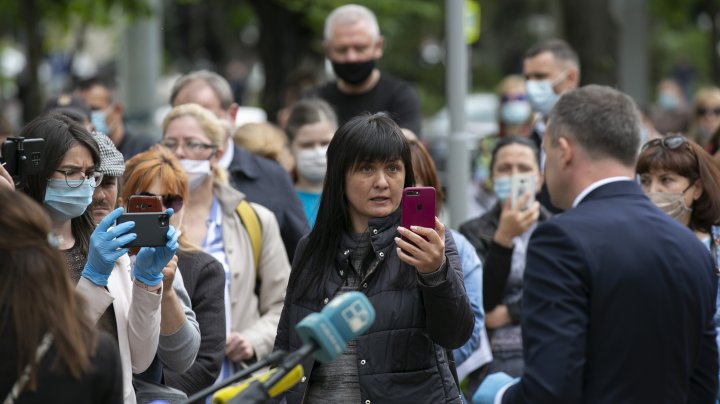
[53,169,104,188]
[696,107,720,117]
[138,192,184,212]
[640,134,688,152]
[161,139,216,156]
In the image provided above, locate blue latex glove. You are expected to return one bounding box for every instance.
[473,372,516,404]
[133,209,179,287]
[81,207,136,286]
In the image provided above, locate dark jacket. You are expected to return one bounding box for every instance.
[228,145,309,260]
[274,212,474,404]
[164,250,226,395]
[458,202,552,318]
[503,181,718,403]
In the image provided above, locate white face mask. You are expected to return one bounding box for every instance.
[295,146,328,183]
[525,71,566,116]
[180,159,211,190]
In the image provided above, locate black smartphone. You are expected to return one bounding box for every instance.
[2,138,45,177]
[126,195,164,255]
[116,212,169,248]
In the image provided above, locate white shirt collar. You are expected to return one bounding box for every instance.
[218,137,235,169]
[572,176,633,208]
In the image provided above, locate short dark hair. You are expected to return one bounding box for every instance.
[525,38,579,70]
[285,98,338,142]
[547,85,640,167]
[75,76,116,93]
[490,135,541,176]
[637,139,720,232]
[291,113,414,303]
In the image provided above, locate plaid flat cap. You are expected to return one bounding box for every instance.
[93,132,125,177]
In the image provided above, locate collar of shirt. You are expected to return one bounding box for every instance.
[218,137,235,170]
[572,177,634,208]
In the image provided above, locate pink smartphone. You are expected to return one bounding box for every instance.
[401,187,436,231]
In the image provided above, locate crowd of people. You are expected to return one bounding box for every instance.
[1,3,719,404]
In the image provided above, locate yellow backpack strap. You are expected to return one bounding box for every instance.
[236,200,262,275]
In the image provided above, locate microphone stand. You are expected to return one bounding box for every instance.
[227,344,315,404]
[182,350,286,404]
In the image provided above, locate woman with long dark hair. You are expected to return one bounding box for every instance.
[0,189,122,403]
[274,113,474,403]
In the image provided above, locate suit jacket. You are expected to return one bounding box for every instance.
[503,180,718,403]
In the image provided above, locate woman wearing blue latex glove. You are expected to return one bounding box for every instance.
[18,113,164,404]
[82,207,136,286]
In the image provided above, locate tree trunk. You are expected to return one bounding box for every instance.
[559,0,619,86]
[20,0,42,124]
[248,0,323,123]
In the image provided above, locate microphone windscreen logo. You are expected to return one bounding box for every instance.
[296,292,376,363]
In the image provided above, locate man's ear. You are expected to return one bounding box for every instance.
[564,67,580,90]
[113,102,125,116]
[557,136,573,168]
[228,103,240,123]
[373,35,385,59]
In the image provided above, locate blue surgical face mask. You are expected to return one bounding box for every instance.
[656,92,680,110]
[525,79,560,116]
[493,176,512,202]
[44,178,94,220]
[91,110,109,136]
[500,100,532,124]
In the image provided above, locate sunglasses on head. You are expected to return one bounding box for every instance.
[696,107,720,117]
[640,134,688,152]
[138,192,184,212]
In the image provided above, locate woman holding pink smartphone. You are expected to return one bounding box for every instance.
[273,113,474,404]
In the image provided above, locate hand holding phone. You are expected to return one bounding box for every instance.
[82,207,136,286]
[397,187,445,273]
[116,212,171,248]
[126,195,163,255]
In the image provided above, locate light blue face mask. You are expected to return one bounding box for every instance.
[91,110,109,136]
[526,79,560,116]
[500,101,532,124]
[44,178,94,220]
[493,176,512,202]
[656,92,680,110]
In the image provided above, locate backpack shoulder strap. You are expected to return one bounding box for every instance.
[236,200,262,274]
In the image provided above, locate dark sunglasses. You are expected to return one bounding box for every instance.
[501,94,527,103]
[139,192,184,212]
[640,134,687,152]
[696,107,720,117]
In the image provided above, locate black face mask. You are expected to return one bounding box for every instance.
[331,60,376,85]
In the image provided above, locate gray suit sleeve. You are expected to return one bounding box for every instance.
[157,269,201,373]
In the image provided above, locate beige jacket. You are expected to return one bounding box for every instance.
[76,254,162,404]
[214,183,291,359]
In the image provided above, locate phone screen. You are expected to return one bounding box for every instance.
[510,174,537,210]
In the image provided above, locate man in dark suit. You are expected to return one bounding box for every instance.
[474,85,718,403]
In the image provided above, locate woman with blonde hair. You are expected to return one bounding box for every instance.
[690,86,720,148]
[0,189,122,403]
[232,123,294,173]
[160,103,291,382]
